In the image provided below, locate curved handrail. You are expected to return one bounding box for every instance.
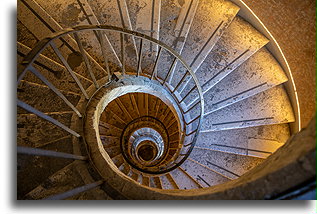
[17,25,204,174]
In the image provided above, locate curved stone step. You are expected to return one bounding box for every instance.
[18,0,107,81]
[149,176,162,188]
[18,42,93,95]
[180,158,230,188]
[17,19,39,50]
[118,161,131,175]
[169,166,201,190]
[87,0,139,73]
[178,15,269,97]
[189,148,264,179]
[180,0,240,72]
[127,0,161,51]
[17,111,73,148]
[159,173,179,190]
[201,85,295,132]
[104,145,121,158]
[24,161,109,199]
[17,136,74,199]
[196,123,290,158]
[185,47,288,110]
[158,0,239,84]
[18,80,81,114]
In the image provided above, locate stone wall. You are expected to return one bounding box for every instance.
[243,0,316,128]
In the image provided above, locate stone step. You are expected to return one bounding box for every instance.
[17,136,73,199]
[181,0,240,72]
[189,148,264,179]
[18,0,107,81]
[159,173,179,190]
[177,15,269,99]
[181,158,230,188]
[185,47,288,110]
[18,42,93,95]
[17,111,73,148]
[149,176,163,188]
[201,85,295,132]
[24,161,109,199]
[87,0,139,73]
[169,166,201,190]
[18,80,81,114]
[196,123,290,158]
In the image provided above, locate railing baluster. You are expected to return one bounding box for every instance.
[137,38,143,77]
[50,42,89,99]
[120,33,126,75]
[150,46,162,80]
[185,128,198,137]
[179,85,197,103]
[28,65,82,118]
[172,71,189,93]
[17,146,87,160]
[163,57,177,85]
[73,32,99,89]
[17,99,80,137]
[178,166,204,189]
[43,180,103,200]
[184,100,201,114]
[17,26,205,174]
[184,142,193,147]
[97,31,111,82]
[185,114,200,125]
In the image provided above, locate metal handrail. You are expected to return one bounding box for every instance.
[17,25,204,174]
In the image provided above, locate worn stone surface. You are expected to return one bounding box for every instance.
[17,80,81,114]
[189,149,264,179]
[17,42,94,94]
[169,167,200,190]
[88,0,139,73]
[17,111,72,148]
[24,161,106,200]
[242,0,315,129]
[196,123,290,157]
[192,47,288,113]
[202,85,295,131]
[181,0,239,71]
[17,0,315,199]
[181,158,230,188]
[17,136,73,199]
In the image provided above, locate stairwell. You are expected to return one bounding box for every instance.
[17,0,315,200]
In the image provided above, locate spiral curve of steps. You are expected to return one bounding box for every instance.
[17,0,297,199]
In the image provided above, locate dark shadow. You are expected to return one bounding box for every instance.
[10,6,17,206]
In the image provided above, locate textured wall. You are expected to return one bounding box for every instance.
[242,0,316,128]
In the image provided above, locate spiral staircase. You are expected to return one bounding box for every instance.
[17,0,308,200]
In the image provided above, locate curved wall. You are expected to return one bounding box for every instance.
[242,0,315,128]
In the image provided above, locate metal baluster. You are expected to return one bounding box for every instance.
[97,31,111,82]
[172,71,189,93]
[28,65,82,117]
[43,180,104,200]
[137,38,143,77]
[73,32,99,88]
[17,99,80,137]
[163,57,177,85]
[120,33,126,75]
[17,146,87,160]
[150,47,162,80]
[50,42,89,99]
[179,85,197,103]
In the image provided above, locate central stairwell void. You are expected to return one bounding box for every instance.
[17,0,300,199]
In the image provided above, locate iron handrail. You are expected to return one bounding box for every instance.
[17,25,204,174]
